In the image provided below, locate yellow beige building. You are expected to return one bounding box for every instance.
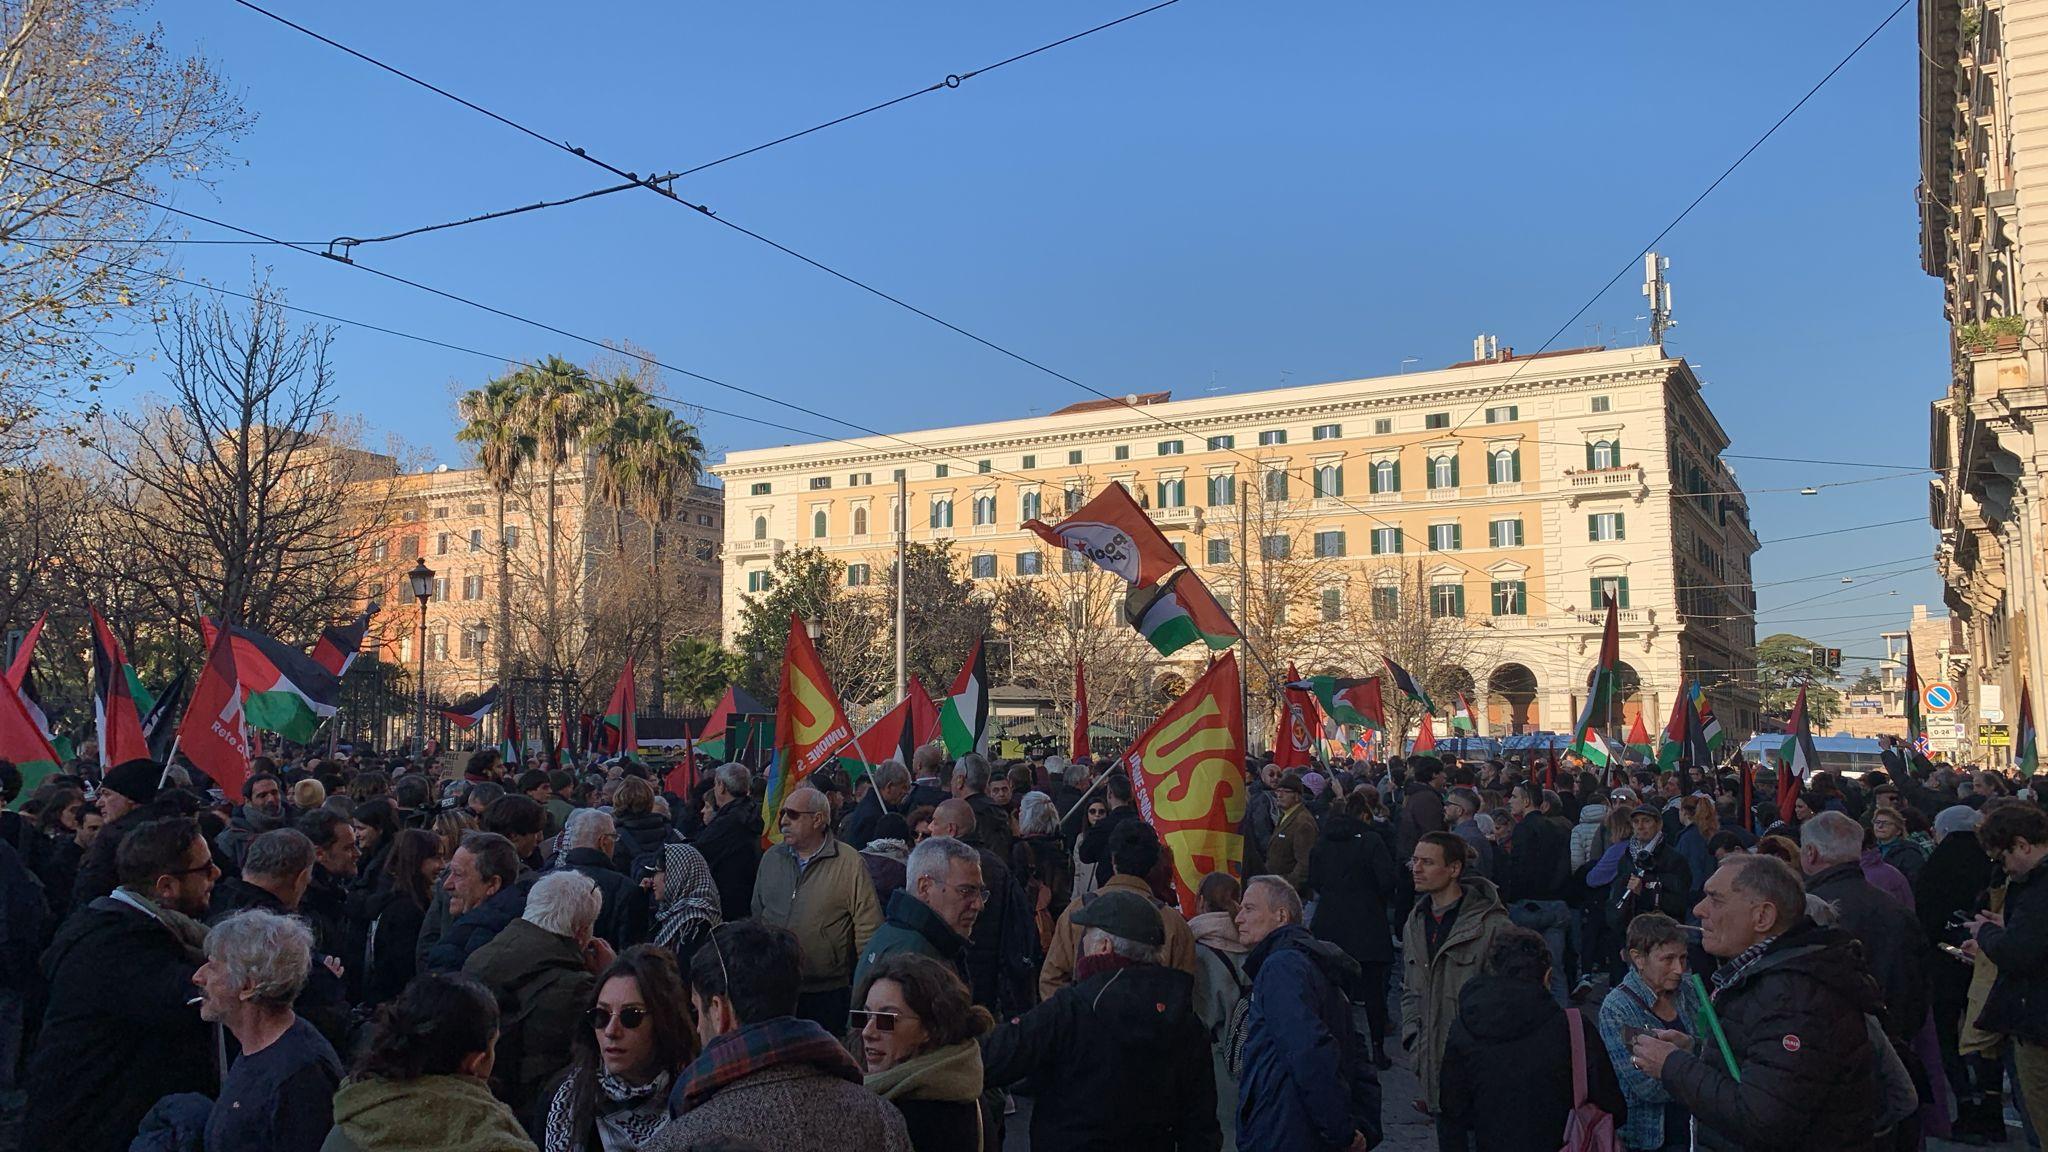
[1919,0,2048,749]
[712,342,1761,741]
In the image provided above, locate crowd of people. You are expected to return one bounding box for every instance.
[0,731,2043,1151]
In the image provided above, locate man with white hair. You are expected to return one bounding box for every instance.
[463,869,613,1113]
[194,909,343,1150]
[841,759,913,851]
[1800,809,1928,1046]
[561,807,648,948]
[852,835,982,995]
[752,785,881,1032]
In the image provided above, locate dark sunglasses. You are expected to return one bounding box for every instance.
[587,1005,648,1030]
[848,1009,903,1032]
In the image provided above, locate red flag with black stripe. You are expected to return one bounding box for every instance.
[89,607,149,768]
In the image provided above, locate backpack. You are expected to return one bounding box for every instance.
[1561,1007,1619,1152]
[1215,948,1254,1080]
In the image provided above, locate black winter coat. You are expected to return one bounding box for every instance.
[1607,838,1691,932]
[1503,812,1571,903]
[24,898,216,1152]
[564,846,650,949]
[1396,780,1447,862]
[984,962,1219,1152]
[1308,814,1399,966]
[960,836,1035,1015]
[893,1096,987,1152]
[1660,920,1882,1151]
[1978,861,2048,1045]
[69,805,157,910]
[1237,924,1381,1152]
[424,870,536,973]
[1806,861,1928,1041]
[611,810,678,874]
[1437,974,1626,1152]
[691,798,762,921]
[361,886,429,1006]
[1077,804,1140,888]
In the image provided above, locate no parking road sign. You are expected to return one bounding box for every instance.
[1925,682,1954,713]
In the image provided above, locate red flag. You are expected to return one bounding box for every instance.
[600,658,637,756]
[3,611,42,690]
[762,613,855,844]
[1116,652,1249,916]
[89,607,149,768]
[1024,480,1186,588]
[178,626,250,797]
[1071,660,1091,762]
[904,676,941,753]
[1274,662,1316,770]
[556,709,575,759]
[1412,713,1437,754]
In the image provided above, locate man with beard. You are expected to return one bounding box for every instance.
[216,772,289,873]
[26,817,221,1152]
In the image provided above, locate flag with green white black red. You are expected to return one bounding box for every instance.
[1780,685,1821,783]
[200,619,341,744]
[499,693,522,768]
[0,621,61,803]
[311,608,372,679]
[1381,656,1434,713]
[91,607,150,767]
[1904,632,1925,746]
[1450,691,1478,734]
[1283,675,1387,732]
[1568,595,1620,768]
[4,612,69,768]
[941,640,989,758]
[1124,569,1241,657]
[442,685,500,729]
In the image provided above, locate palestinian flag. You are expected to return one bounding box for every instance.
[1412,713,1437,754]
[200,620,342,744]
[1449,691,1478,735]
[2019,680,2039,776]
[1024,481,1184,588]
[1904,632,1925,745]
[0,660,61,805]
[311,608,372,678]
[141,667,188,764]
[761,613,854,844]
[1567,595,1620,770]
[499,693,522,768]
[90,607,150,768]
[695,683,768,761]
[1285,676,1387,731]
[1625,711,1654,760]
[1125,569,1241,656]
[5,612,67,763]
[599,659,638,757]
[1382,656,1434,713]
[1687,680,1725,753]
[941,639,989,758]
[177,626,250,798]
[1071,661,1091,763]
[442,685,500,729]
[1778,685,1821,823]
[842,689,941,781]
[556,709,576,760]
[1274,663,1317,770]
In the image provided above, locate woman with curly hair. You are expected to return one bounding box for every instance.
[855,952,996,1152]
[325,973,533,1151]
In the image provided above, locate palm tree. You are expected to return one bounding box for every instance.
[510,356,594,669]
[630,405,704,711]
[585,373,653,554]
[455,375,533,695]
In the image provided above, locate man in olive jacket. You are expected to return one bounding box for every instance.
[1264,771,1319,894]
[1400,829,1511,1115]
[464,871,608,1118]
[752,786,882,1032]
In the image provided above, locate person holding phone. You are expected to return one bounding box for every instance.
[1597,913,1694,1150]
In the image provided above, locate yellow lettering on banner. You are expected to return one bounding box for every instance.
[1164,826,1241,893]
[789,669,838,747]
[1143,697,1247,825]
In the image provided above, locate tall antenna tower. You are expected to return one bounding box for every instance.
[1642,252,1674,346]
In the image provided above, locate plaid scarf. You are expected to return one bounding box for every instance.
[1710,933,1779,1000]
[676,1016,861,1111]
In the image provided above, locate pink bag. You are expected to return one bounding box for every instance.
[1561,1007,1620,1152]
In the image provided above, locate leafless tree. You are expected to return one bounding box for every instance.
[1332,557,1501,744]
[0,0,250,448]
[88,276,393,647]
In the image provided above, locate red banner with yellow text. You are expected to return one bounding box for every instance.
[1117,652,1248,917]
[761,613,854,845]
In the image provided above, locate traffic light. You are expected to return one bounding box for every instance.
[1827,648,1843,669]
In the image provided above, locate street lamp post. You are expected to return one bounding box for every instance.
[474,622,491,694]
[407,560,435,760]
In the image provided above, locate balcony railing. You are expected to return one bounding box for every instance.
[1566,464,1644,489]
[1574,608,1652,626]
[1427,487,1459,501]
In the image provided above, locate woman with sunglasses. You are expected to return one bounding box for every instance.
[541,945,696,1152]
[1071,799,1108,904]
[855,953,995,1152]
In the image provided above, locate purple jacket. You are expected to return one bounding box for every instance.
[1860,847,1915,910]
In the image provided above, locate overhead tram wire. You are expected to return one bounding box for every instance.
[3,157,1067,494]
[229,0,1189,257]
[240,0,1925,615]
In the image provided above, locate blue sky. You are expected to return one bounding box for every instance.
[142,0,1944,664]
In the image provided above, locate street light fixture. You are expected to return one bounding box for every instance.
[806,617,823,644]
[407,560,435,759]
